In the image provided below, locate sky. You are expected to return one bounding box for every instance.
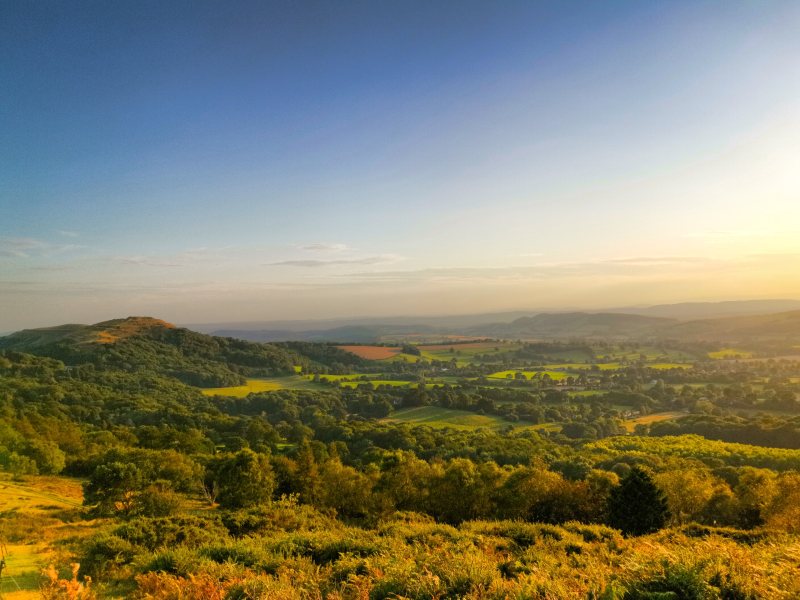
[2,0,800,331]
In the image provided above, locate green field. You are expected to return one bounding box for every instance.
[622,410,686,432]
[708,348,754,359]
[201,376,325,397]
[384,406,522,430]
[488,369,572,381]
[543,362,623,370]
[415,342,523,366]
[340,379,414,388]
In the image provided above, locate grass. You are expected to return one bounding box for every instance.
[201,376,326,397]
[383,406,523,430]
[543,362,623,370]
[200,378,285,397]
[0,474,88,598]
[647,362,692,370]
[336,345,401,360]
[708,348,754,359]
[488,369,572,381]
[623,411,686,432]
[415,342,523,365]
[340,380,414,388]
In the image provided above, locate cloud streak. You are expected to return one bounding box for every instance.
[268,254,403,268]
[300,243,350,252]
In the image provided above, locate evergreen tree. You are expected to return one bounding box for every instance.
[607,466,669,536]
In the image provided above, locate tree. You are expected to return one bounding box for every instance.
[83,461,143,516]
[206,449,275,509]
[607,466,669,536]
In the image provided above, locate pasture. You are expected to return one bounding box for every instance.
[622,411,686,432]
[201,376,325,397]
[383,406,520,430]
[336,345,400,360]
[488,369,572,381]
[708,348,755,359]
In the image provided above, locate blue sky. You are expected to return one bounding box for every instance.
[2,1,800,329]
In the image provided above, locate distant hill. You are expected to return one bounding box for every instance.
[187,311,535,335]
[212,324,433,343]
[0,316,308,386]
[189,300,800,343]
[612,299,800,320]
[663,310,800,342]
[466,312,676,339]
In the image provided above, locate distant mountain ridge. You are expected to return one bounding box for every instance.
[465,312,675,339]
[612,299,800,320]
[188,299,800,342]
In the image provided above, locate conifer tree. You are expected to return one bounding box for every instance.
[607,466,669,536]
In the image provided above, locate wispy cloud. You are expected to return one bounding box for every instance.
[58,230,80,238]
[0,237,83,259]
[115,256,183,268]
[113,247,219,268]
[268,254,403,268]
[0,237,47,258]
[300,243,350,252]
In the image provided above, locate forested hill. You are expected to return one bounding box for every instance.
[0,316,360,387]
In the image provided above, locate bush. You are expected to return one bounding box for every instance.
[114,515,228,551]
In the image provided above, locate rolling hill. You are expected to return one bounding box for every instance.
[663,310,800,342]
[0,316,305,386]
[467,312,676,339]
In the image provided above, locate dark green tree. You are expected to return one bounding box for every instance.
[83,462,143,516]
[607,466,669,536]
[206,449,275,509]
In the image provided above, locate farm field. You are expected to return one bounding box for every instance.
[336,345,400,360]
[543,362,623,370]
[416,341,521,364]
[336,341,525,366]
[708,348,755,359]
[200,376,325,397]
[488,369,572,381]
[383,406,529,430]
[622,411,687,432]
[340,379,413,388]
[598,346,697,362]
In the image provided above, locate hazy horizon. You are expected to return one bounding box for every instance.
[3,1,800,332]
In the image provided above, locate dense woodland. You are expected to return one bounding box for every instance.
[2,318,800,598]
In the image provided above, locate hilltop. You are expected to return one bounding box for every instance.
[0,316,358,387]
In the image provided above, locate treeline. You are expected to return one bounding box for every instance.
[648,413,800,449]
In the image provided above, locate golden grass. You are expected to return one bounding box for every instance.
[708,348,754,359]
[93,316,175,344]
[0,473,91,597]
[200,378,285,397]
[623,411,686,432]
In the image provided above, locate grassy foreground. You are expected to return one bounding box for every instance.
[0,474,88,599]
[2,474,800,599]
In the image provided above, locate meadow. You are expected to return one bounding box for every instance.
[201,376,326,396]
[382,406,538,430]
[708,348,755,359]
[0,475,86,599]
